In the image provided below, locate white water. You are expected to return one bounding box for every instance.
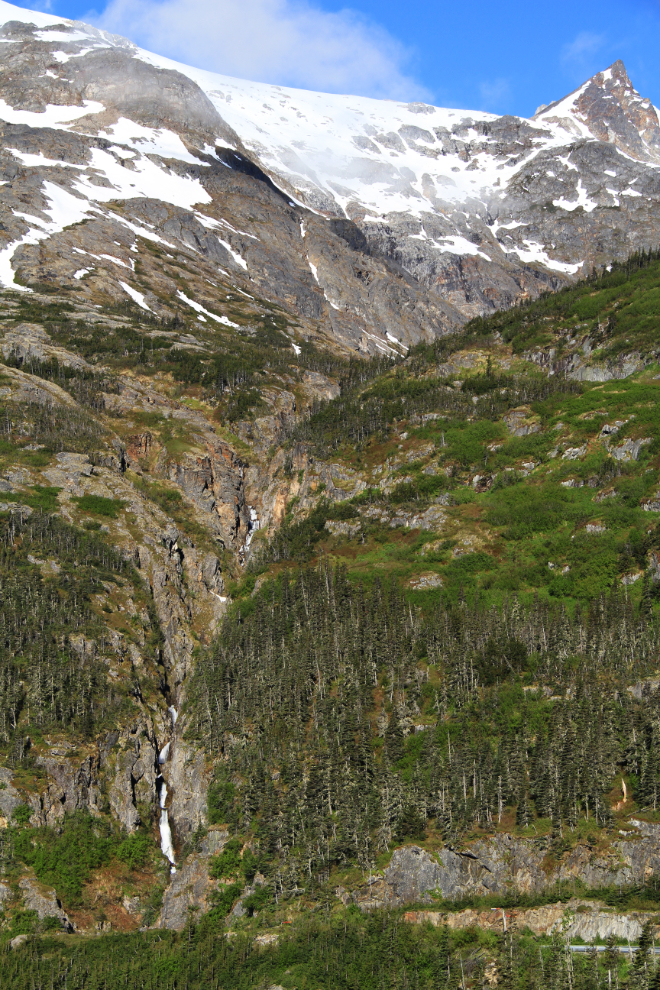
[158,711,179,874]
[158,779,176,873]
[240,507,260,561]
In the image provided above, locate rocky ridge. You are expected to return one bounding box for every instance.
[354,819,660,909]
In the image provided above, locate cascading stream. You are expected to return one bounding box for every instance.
[157,706,178,873]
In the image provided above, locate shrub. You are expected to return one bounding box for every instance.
[73,494,126,518]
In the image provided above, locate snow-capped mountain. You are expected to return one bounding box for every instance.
[0,0,658,352]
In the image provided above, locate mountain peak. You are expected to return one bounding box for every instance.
[535,59,660,163]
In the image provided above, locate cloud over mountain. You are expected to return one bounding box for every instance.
[96,0,428,99]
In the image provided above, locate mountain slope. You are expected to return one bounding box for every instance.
[0,3,656,353]
[1,245,660,988]
[3,4,660,984]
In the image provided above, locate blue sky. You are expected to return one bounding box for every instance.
[33,0,660,115]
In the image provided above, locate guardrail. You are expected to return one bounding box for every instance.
[570,945,660,955]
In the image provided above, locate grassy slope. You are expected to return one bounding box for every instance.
[242,252,660,613]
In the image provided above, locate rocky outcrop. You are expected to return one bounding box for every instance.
[167,740,210,844]
[404,899,660,942]
[0,323,92,372]
[353,823,660,908]
[0,767,24,825]
[157,828,228,929]
[31,754,103,827]
[19,876,72,929]
[165,440,250,550]
[361,501,448,532]
[157,854,216,929]
[504,409,539,437]
[105,719,159,832]
[609,437,651,461]
[524,344,647,383]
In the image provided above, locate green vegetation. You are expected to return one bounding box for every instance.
[73,494,126,518]
[191,562,660,885]
[1,906,655,989]
[0,810,160,921]
[0,511,159,746]
[5,252,660,984]
[13,812,119,905]
[467,247,660,359]
[0,398,106,455]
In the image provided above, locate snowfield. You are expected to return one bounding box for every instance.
[0,0,656,286]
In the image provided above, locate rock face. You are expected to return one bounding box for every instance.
[353,823,660,908]
[106,720,160,833]
[405,899,660,942]
[157,854,216,929]
[537,60,660,164]
[18,876,71,929]
[31,754,103,828]
[166,740,210,844]
[0,767,24,825]
[157,829,228,929]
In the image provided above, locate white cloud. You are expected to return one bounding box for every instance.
[561,31,606,65]
[93,0,429,100]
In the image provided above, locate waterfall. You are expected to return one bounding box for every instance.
[157,706,178,874]
[239,507,260,562]
[158,779,176,872]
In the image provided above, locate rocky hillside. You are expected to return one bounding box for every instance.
[0,237,657,944]
[0,254,660,985]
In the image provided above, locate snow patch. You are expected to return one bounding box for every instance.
[386,331,408,351]
[100,118,207,165]
[217,238,247,269]
[501,238,583,274]
[0,98,103,127]
[9,149,86,169]
[119,281,151,311]
[553,180,598,213]
[176,289,239,327]
[431,235,491,261]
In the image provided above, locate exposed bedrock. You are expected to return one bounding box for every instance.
[353,824,660,909]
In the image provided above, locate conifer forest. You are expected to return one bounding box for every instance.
[0,250,659,988]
